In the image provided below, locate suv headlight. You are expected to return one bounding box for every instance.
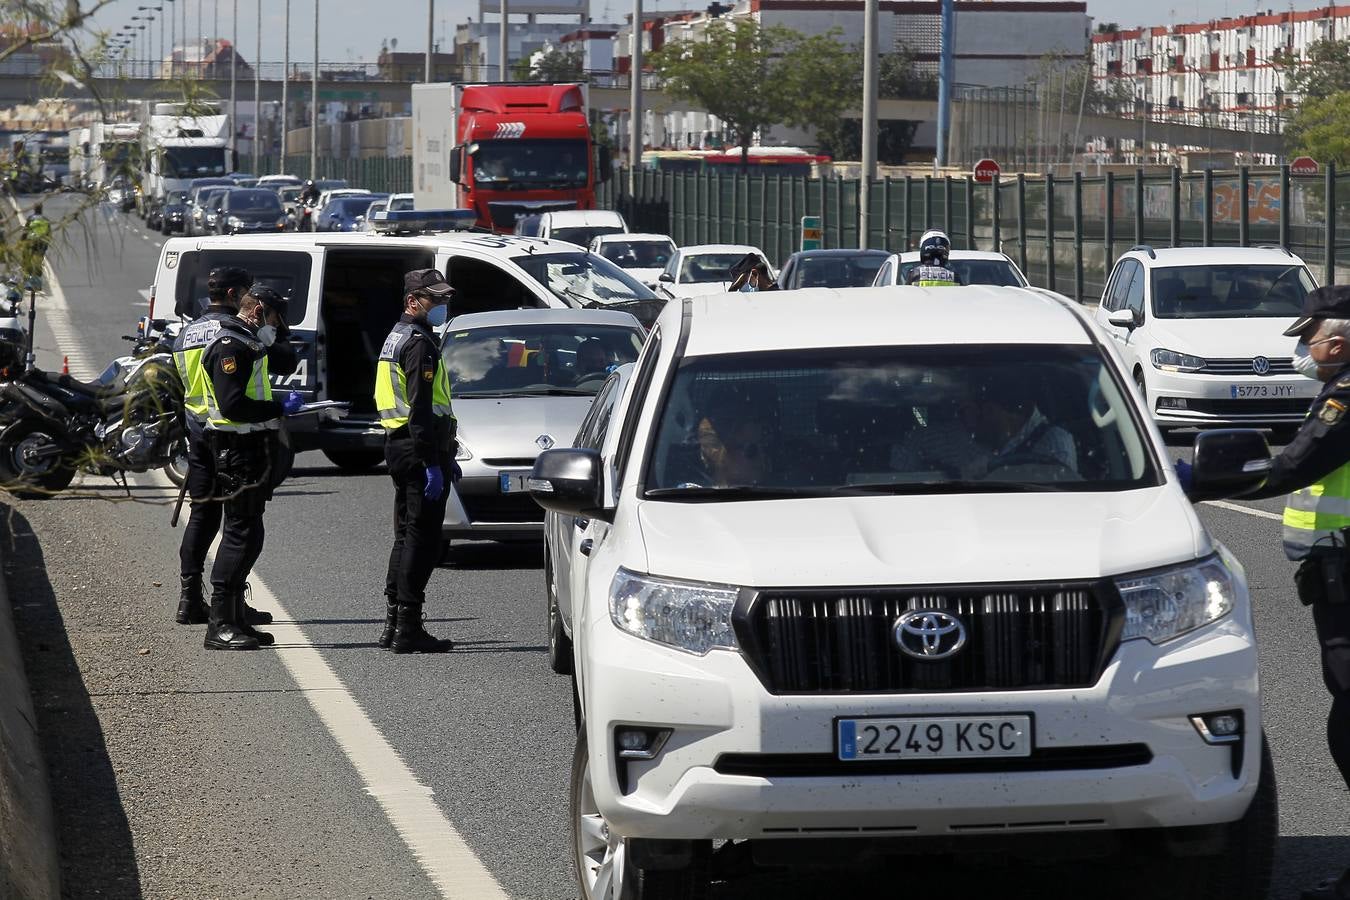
[1151,348,1207,373]
[1116,555,1235,644]
[609,569,739,655]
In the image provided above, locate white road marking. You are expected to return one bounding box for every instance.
[29,219,512,898]
[39,260,99,380]
[1203,499,1284,522]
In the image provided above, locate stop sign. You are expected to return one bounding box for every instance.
[973,158,1001,184]
[1290,156,1320,176]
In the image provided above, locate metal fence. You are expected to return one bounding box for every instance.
[255,154,411,194]
[601,165,1350,302]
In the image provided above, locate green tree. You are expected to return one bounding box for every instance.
[1285,91,1350,167]
[1275,38,1350,100]
[513,45,585,83]
[814,47,937,164]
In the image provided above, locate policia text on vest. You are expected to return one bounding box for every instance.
[375,269,458,655]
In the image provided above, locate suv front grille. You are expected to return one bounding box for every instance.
[1199,357,1295,376]
[736,584,1118,694]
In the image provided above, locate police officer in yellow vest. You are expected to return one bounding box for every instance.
[20,202,51,281]
[173,269,297,627]
[375,268,460,654]
[905,230,962,287]
[199,289,303,650]
[1225,286,1350,899]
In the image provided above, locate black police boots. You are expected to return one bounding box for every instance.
[392,603,454,654]
[242,582,273,625]
[203,589,259,651]
[1303,869,1350,900]
[176,575,209,625]
[378,600,398,650]
[234,590,274,647]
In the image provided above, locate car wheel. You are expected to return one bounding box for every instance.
[571,731,710,900]
[546,547,573,675]
[321,448,385,472]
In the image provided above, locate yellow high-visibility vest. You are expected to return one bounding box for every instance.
[374,321,452,430]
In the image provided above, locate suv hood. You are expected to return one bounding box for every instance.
[455,394,594,458]
[1146,315,1300,358]
[635,488,1206,587]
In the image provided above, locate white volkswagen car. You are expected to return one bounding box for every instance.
[655,244,773,299]
[531,286,1275,900]
[1094,245,1320,431]
[872,249,1030,287]
[588,233,677,288]
[441,308,646,544]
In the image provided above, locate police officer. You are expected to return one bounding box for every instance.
[375,268,459,654]
[1214,285,1350,899]
[199,289,303,650]
[905,230,962,286]
[20,202,50,280]
[173,270,298,626]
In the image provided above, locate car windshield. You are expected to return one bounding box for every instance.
[279,187,302,202]
[471,138,589,188]
[551,225,625,248]
[681,253,751,284]
[168,191,190,204]
[644,345,1159,497]
[229,190,282,212]
[791,255,886,288]
[599,240,675,269]
[389,196,415,211]
[163,146,227,178]
[512,251,658,306]
[315,179,348,190]
[1150,264,1314,318]
[443,323,645,397]
[899,258,1027,287]
[331,197,376,215]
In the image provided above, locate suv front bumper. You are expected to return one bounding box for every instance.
[581,611,1260,841]
[1146,369,1318,426]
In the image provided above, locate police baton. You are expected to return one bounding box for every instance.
[170,476,189,528]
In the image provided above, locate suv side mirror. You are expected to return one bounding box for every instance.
[449,147,464,186]
[1107,308,1138,329]
[529,448,613,522]
[1186,429,1273,502]
[658,272,674,283]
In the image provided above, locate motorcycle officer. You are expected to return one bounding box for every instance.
[173,270,297,627]
[905,230,962,286]
[199,288,303,650]
[374,268,460,654]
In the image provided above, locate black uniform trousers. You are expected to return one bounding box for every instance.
[209,431,274,596]
[384,430,450,606]
[1312,591,1350,788]
[179,416,221,580]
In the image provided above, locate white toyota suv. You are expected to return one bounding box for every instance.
[1094,245,1320,431]
[529,286,1277,900]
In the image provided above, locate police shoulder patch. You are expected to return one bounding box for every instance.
[421,367,435,382]
[221,356,237,374]
[1320,398,1346,425]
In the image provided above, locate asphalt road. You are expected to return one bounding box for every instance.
[4,193,1349,900]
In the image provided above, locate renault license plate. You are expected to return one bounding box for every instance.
[836,715,1032,761]
[1231,384,1295,399]
[499,471,531,493]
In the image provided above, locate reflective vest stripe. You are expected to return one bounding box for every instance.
[916,280,959,287]
[1283,453,1350,559]
[173,317,225,421]
[375,322,453,430]
[202,331,277,433]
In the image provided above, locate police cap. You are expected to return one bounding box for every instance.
[247,284,288,320]
[207,266,252,292]
[1284,285,1350,336]
[404,268,454,297]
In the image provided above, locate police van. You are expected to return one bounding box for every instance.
[148,209,660,470]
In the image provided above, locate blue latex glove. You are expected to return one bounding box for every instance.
[1174,459,1193,493]
[281,390,303,415]
[424,465,444,501]
[448,460,463,483]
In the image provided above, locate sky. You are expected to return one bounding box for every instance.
[84,0,1308,65]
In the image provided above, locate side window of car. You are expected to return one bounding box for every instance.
[613,326,664,481]
[663,254,680,281]
[1108,261,1137,312]
[875,261,892,286]
[1125,264,1146,318]
[576,376,619,450]
[444,255,537,315]
[1101,265,1122,310]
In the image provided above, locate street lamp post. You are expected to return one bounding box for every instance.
[311,0,318,180]
[426,0,434,83]
[499,0,509,81]
[230,0,237,156]
[166,0,175,77]
[254,0,261,173]
[629,0,641,196]
[859,0,878,249]
[282,0,290,165]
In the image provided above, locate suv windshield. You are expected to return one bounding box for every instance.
[228,190,282,212]
[552,226,625,247]
[793,255,886,288]
[600,240,675,269]
[471,139,589,189]
[645,345,1158,497]
[1150,264,1314,318]
[443,323,644,397]
[164,147,227,178]
[512,252,657,306]
[681,253,751,284]
[899,258,1027,287]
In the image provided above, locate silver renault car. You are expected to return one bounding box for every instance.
[442,308,647,544]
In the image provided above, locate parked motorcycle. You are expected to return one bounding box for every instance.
[0,317,188,498]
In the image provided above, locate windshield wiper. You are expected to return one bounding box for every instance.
[518,387,595,396]
[454,390,534,399]
[834,480,1067,494]
[645,485,827,500]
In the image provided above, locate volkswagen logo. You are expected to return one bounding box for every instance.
[535,434,555,451]
[1252,356,1271,375]
[893,610,967,661]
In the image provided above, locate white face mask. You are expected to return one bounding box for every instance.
[255,324,277,347]
[1293,340,1324,379]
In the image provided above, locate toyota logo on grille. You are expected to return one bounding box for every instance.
[893,610,967,660]
[1252,356,1271,375]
